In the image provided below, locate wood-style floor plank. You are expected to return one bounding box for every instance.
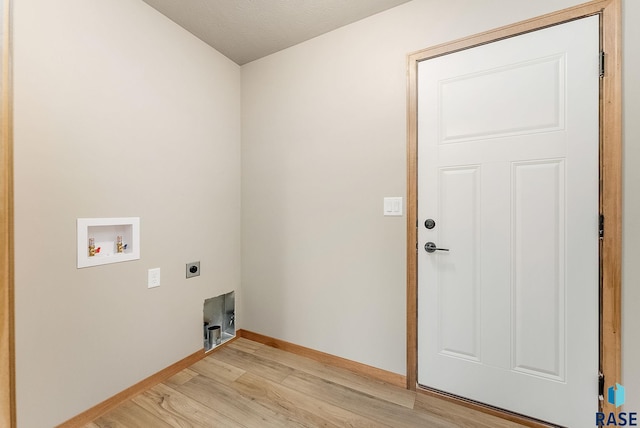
[87,338,531,427]
[164,368,199,388]
[251,340,415,409]
[189,354,245,385]
[131,382,239,428]
[92,401,173,428]
[231,372,387,427]
[281,370,458,428]
[212,345,294,384]
[173,374,299,427]
[226,337,264,354]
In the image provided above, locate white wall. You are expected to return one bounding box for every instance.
[13,1,241,427]
[12,0,640,426]
[242,0,640,406]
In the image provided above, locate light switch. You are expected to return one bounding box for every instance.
[384,197,403,216]
[148,268,161,288]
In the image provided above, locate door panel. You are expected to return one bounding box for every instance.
[438,167,481,362]
[417,16,599,427]
[439,55,565,143]
[512,159,565,380]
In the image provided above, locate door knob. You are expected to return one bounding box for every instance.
[424,242,449,253]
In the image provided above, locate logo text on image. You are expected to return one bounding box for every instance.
[596,383,637,426]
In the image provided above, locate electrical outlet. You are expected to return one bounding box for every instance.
[186,261,200,278]
[148,268,161,288]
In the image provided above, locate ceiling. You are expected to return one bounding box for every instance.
[142,0,411,65]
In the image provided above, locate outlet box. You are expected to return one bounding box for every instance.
[186,261,200,278]
[77,217,140,268]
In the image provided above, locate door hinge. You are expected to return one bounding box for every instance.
[599,372,605,401]
[599,214,605,239]
[599,51,605,78]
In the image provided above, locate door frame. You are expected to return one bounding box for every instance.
[0,0,14,426]
[406,0,622,422]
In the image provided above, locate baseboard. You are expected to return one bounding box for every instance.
[56,338,238,428]
[237,329,406,388]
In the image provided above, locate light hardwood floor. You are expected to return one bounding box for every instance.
[85,338,527,427]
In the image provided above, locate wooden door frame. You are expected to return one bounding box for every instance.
[406,0,622,422]
[0,0,14,426]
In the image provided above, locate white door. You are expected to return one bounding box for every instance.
[417,16,599,427]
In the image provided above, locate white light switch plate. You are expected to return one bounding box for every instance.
[383,197,403,216]
[148,268,161,288]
